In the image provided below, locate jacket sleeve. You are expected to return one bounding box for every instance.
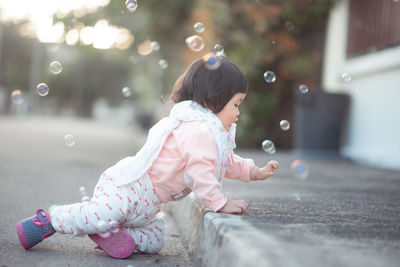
[174,121,227,212]
[224,153,255,183]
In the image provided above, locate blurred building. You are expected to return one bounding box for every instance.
[322,0,400,170]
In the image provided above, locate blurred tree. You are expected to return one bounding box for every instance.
[190,0,334,149]
[0,0,333,148]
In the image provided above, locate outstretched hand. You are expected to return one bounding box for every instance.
[250,160,279,181]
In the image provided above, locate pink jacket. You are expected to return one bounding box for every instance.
[148,121,255,212]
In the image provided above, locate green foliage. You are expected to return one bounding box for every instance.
[204,0,333,148]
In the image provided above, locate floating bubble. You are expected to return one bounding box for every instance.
[122,87,132,97]
[11,90,23,104]
[36,83,49,96]
[194,22,205,33]
[185,35,204,52]
[299,84,308,94]
[79,186,87,196]
[155,211,174,228]
[158,59,168,69]
[125,0,138,12]
[263,71,276,83]
[213,44,224,56]
[64,134,75,147]
[50,61,62,74]
[262,140,275,154]
[81,196,90,202]
[202,52,221,70]
[285,21,295,31]
[109,221,119,233]
[342,72,352,82]
[129,55,138,64]
[269,146,276,154]
[150,41,160,51]
[99,231,111,238]
[97,220,109,232]
[290,160,310,179]
[280,120,290,131]
[48,204,59,212]
[293,193,301,201]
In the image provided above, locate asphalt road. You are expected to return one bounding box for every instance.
[219,150,400,267]
[0,116,192,267]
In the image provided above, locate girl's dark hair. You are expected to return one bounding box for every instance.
[171,57,248,113]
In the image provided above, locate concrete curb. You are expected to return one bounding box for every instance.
[166,194,289,267]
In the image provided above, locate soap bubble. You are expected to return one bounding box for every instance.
[290,160,309,179]
[213,44,224,56]
[97,220,109,232]
[263,71,276,83]
[109,221,119,233]
[99,231,111,238]
[158,59,168,69]
[150,41,160,51]
[81,196,90,202]
[342,72,352,82]
[262,140,275,154]
[48,204,59,212]
[202,52,221,70]
[194,22,205,33]
[125,0,138,12]
[64,134,75,147]
[293,193,301,201]
[50,61,62,74]
[11,90,23,104]
[122,87,131,97]
[79,186,87,196]
[185,35,204,52]
[280,120,290,131]
[284,21,295,31]
[36,83,49,96]
[299,84,308,94]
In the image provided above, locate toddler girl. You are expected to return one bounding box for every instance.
[16,56,279,258]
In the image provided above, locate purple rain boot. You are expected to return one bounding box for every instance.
[16,209,56,250]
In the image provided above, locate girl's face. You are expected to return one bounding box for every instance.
[216,93,246,131]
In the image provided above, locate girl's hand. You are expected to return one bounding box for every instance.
[218,199,248,214]
[250,160,279,181]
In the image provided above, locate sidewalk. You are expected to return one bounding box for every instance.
[167,150,400,267]
[0,116,192,267]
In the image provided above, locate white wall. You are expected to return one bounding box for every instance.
[322,0,400,170]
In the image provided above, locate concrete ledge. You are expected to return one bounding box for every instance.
[166,194,288,267]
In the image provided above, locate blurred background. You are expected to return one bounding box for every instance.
[0,0,399,171]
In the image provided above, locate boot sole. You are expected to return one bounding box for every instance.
[16,221,31,250]
[88,230,135,259]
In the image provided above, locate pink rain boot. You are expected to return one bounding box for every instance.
[88,229,135,259]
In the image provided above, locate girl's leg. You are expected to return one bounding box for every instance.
[50,174,134,235]
[125,218,165,254]
[123,173,165,254]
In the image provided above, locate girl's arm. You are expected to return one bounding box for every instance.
[176,121,227,212]
[224,153,255,182]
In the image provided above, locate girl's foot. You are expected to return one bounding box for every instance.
[16,209,55,250]
[88,229,135,259]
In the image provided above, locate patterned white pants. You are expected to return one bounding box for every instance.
[50,173,164,254]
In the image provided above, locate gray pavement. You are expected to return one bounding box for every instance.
[0,116,191,267]
[2,116,399,267]
[168,151,400,267]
